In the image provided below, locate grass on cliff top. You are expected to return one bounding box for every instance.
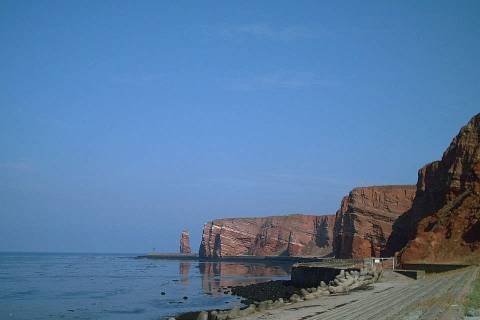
[465,275,480,313]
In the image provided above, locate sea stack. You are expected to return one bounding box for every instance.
[180,230,192,254]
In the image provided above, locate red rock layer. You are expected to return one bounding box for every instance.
[387,113,480,264]
[180,230,192,254]
[333,185,416,258]
[199,214,335,257]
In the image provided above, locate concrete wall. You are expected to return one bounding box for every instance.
[291,265,359,287]
[401,264,469,273]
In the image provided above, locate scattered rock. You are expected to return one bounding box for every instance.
[196,311,208,320]
[289,294,303,303]
[180,265,381,320]
[467,309,480,317]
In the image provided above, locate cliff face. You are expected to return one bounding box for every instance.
[198,187,416,259]
[197,114,480,262]
[180,230,192,254]
[387,113,480,264]
[333,185,416,258]
[199,214,335,257]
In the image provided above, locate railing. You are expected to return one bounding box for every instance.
[364,257,396,271]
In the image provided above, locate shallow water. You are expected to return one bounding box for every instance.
[0,253,290,319]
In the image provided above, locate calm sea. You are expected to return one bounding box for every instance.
[0,253,290,320]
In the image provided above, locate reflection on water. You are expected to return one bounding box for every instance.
[0,253,292,320]
[179,262,191,285]
[198,262,291,295]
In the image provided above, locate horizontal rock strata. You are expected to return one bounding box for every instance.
[333,185,416,258]
[199,214,335,257]
[179,230,192,254]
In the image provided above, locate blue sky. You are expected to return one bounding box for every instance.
[1,1,479,253]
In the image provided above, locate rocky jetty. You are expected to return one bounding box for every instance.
[180,230,192,254]
[199,214,335,257]
[386,113,480,264]
[333,185,416,258]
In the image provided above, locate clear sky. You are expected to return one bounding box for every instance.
[1,1,479,253]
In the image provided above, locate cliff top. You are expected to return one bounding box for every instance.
[350,185,416,192]
[207,213,334,224]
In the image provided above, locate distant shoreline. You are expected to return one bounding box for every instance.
[0,251,142,256]
[135,253,334,264]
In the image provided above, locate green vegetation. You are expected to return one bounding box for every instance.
[465,275,480,314]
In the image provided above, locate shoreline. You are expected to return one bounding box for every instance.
[171,266,382,320]
[171,267,479,320]
[136,253,336,264]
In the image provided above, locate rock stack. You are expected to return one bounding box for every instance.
[179,230,191,254]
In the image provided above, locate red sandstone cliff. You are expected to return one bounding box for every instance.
[180,230,192,254]
[387,113,480,264]
[199,214,335,257]
[333,185,416,258]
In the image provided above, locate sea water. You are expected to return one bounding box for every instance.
[0,253,290,319]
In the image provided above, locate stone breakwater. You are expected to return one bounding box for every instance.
[172,266,381,320]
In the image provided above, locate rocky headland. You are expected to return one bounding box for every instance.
[171,113,480,320]
[197,185,418,259]
[386,113,480,264]
[196,114,480,263]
